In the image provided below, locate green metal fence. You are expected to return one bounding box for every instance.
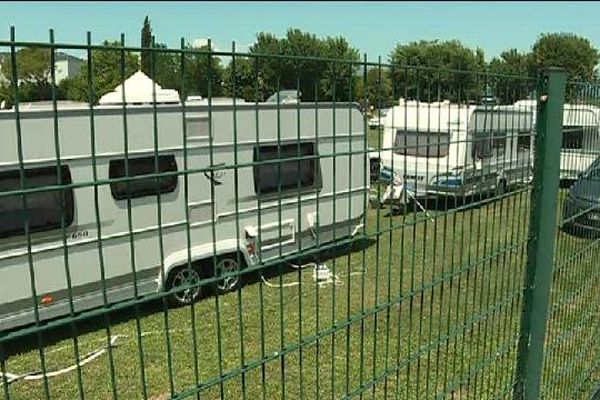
[539,80,600,399]
[0,29,598,400]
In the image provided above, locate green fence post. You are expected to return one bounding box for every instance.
[514,68,566,400]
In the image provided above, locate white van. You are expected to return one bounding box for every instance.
[377,99,534,203]
[0,101,367,330]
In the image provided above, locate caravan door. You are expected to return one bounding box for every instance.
[185,113,216,227]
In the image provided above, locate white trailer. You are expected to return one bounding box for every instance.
[514,99,600,182]
[377,99,534,203]
[0,102,367,330]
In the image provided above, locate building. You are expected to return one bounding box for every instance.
[54,52,84,83]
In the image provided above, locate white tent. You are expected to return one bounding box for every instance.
[98,71,180,105]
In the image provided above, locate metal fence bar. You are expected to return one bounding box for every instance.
[3,31,600,400]
[514,68,566,400]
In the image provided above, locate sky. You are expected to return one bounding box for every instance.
[2,1,600,61]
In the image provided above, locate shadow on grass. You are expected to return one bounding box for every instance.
[1,237,377,359]
[376,187,531,218]
[249,236,377,282]
[380,194,489,217]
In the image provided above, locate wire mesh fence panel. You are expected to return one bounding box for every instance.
[0,30,595,400]
[540,81,600,400]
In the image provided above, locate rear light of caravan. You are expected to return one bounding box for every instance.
[40,295,53,306]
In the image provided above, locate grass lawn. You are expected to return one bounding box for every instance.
[1,130,599,399]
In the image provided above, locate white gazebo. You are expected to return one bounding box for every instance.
[98,71,180,105]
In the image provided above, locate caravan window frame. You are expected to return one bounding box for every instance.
[253,142,322,196]
[108,154,178,201]
[0,165,74,239]
[393,130,451,158]
[517,131,532,150]
[561,125,599,150]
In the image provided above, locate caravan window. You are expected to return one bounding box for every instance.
[474,133,493,159]
[517,131,532,149]
[394,130,450,158]
[561,126,599,150]
[0,165,74,238]
[109,155,178,200]
[492,132,507,156]
[562,126,585,149]
[253,143,321,195]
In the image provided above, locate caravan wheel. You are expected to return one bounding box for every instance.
[212,255,243,295]
[166,265,203,306]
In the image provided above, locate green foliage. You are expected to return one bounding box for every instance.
[179,44,224,98]
[320,36,360,101]
[0,81,58,105]
[389,40,486,102]
[0,47,59,105]
[60,40,139,103]
[533,33,599,82]
[222,29,360,102]
[59,38,224,103]
[221,57,258,101]
[1,47,52,85]
[48,28,600,108]
[488,49,536,104]
[279,29,325,101]
[0,83,11,108]
[355,67,394,111]
[140,16,152,76]
[148,43,180,90]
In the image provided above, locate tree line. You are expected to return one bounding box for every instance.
[1,16,598,108]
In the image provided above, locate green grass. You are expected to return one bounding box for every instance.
[0,191,531,399]
[2,136,600,399]
[368,127,383,150]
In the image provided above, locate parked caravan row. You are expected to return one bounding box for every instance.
[376,99,535,203]
[374,98,600,204]
[0,102,368,330]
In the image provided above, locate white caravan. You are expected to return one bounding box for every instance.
[377,99,535,203]
[0,102,367,330]
[514,99,600,182]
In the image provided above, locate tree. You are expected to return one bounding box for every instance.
[320,36,360,101]
[179,44,224,99]
[389,39,486,102]
[355,67,394,112]
[222,57,260,101]
[223,29,360,102]
[488,49,536,104]
[280,29,325,101]
[0,47,56,103]
[1,47,51,85]
[140,16,153,76]
[61,40,139,103]
[533,33,599,83]
[149,42,180,90]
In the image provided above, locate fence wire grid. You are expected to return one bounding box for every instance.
[0,30,599,400]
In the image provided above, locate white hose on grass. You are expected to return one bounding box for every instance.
[0,328,191,386]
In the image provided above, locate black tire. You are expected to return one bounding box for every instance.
[165,264,204,307]
[211,254,244,295]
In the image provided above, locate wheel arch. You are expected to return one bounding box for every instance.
[159,239,253,291]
